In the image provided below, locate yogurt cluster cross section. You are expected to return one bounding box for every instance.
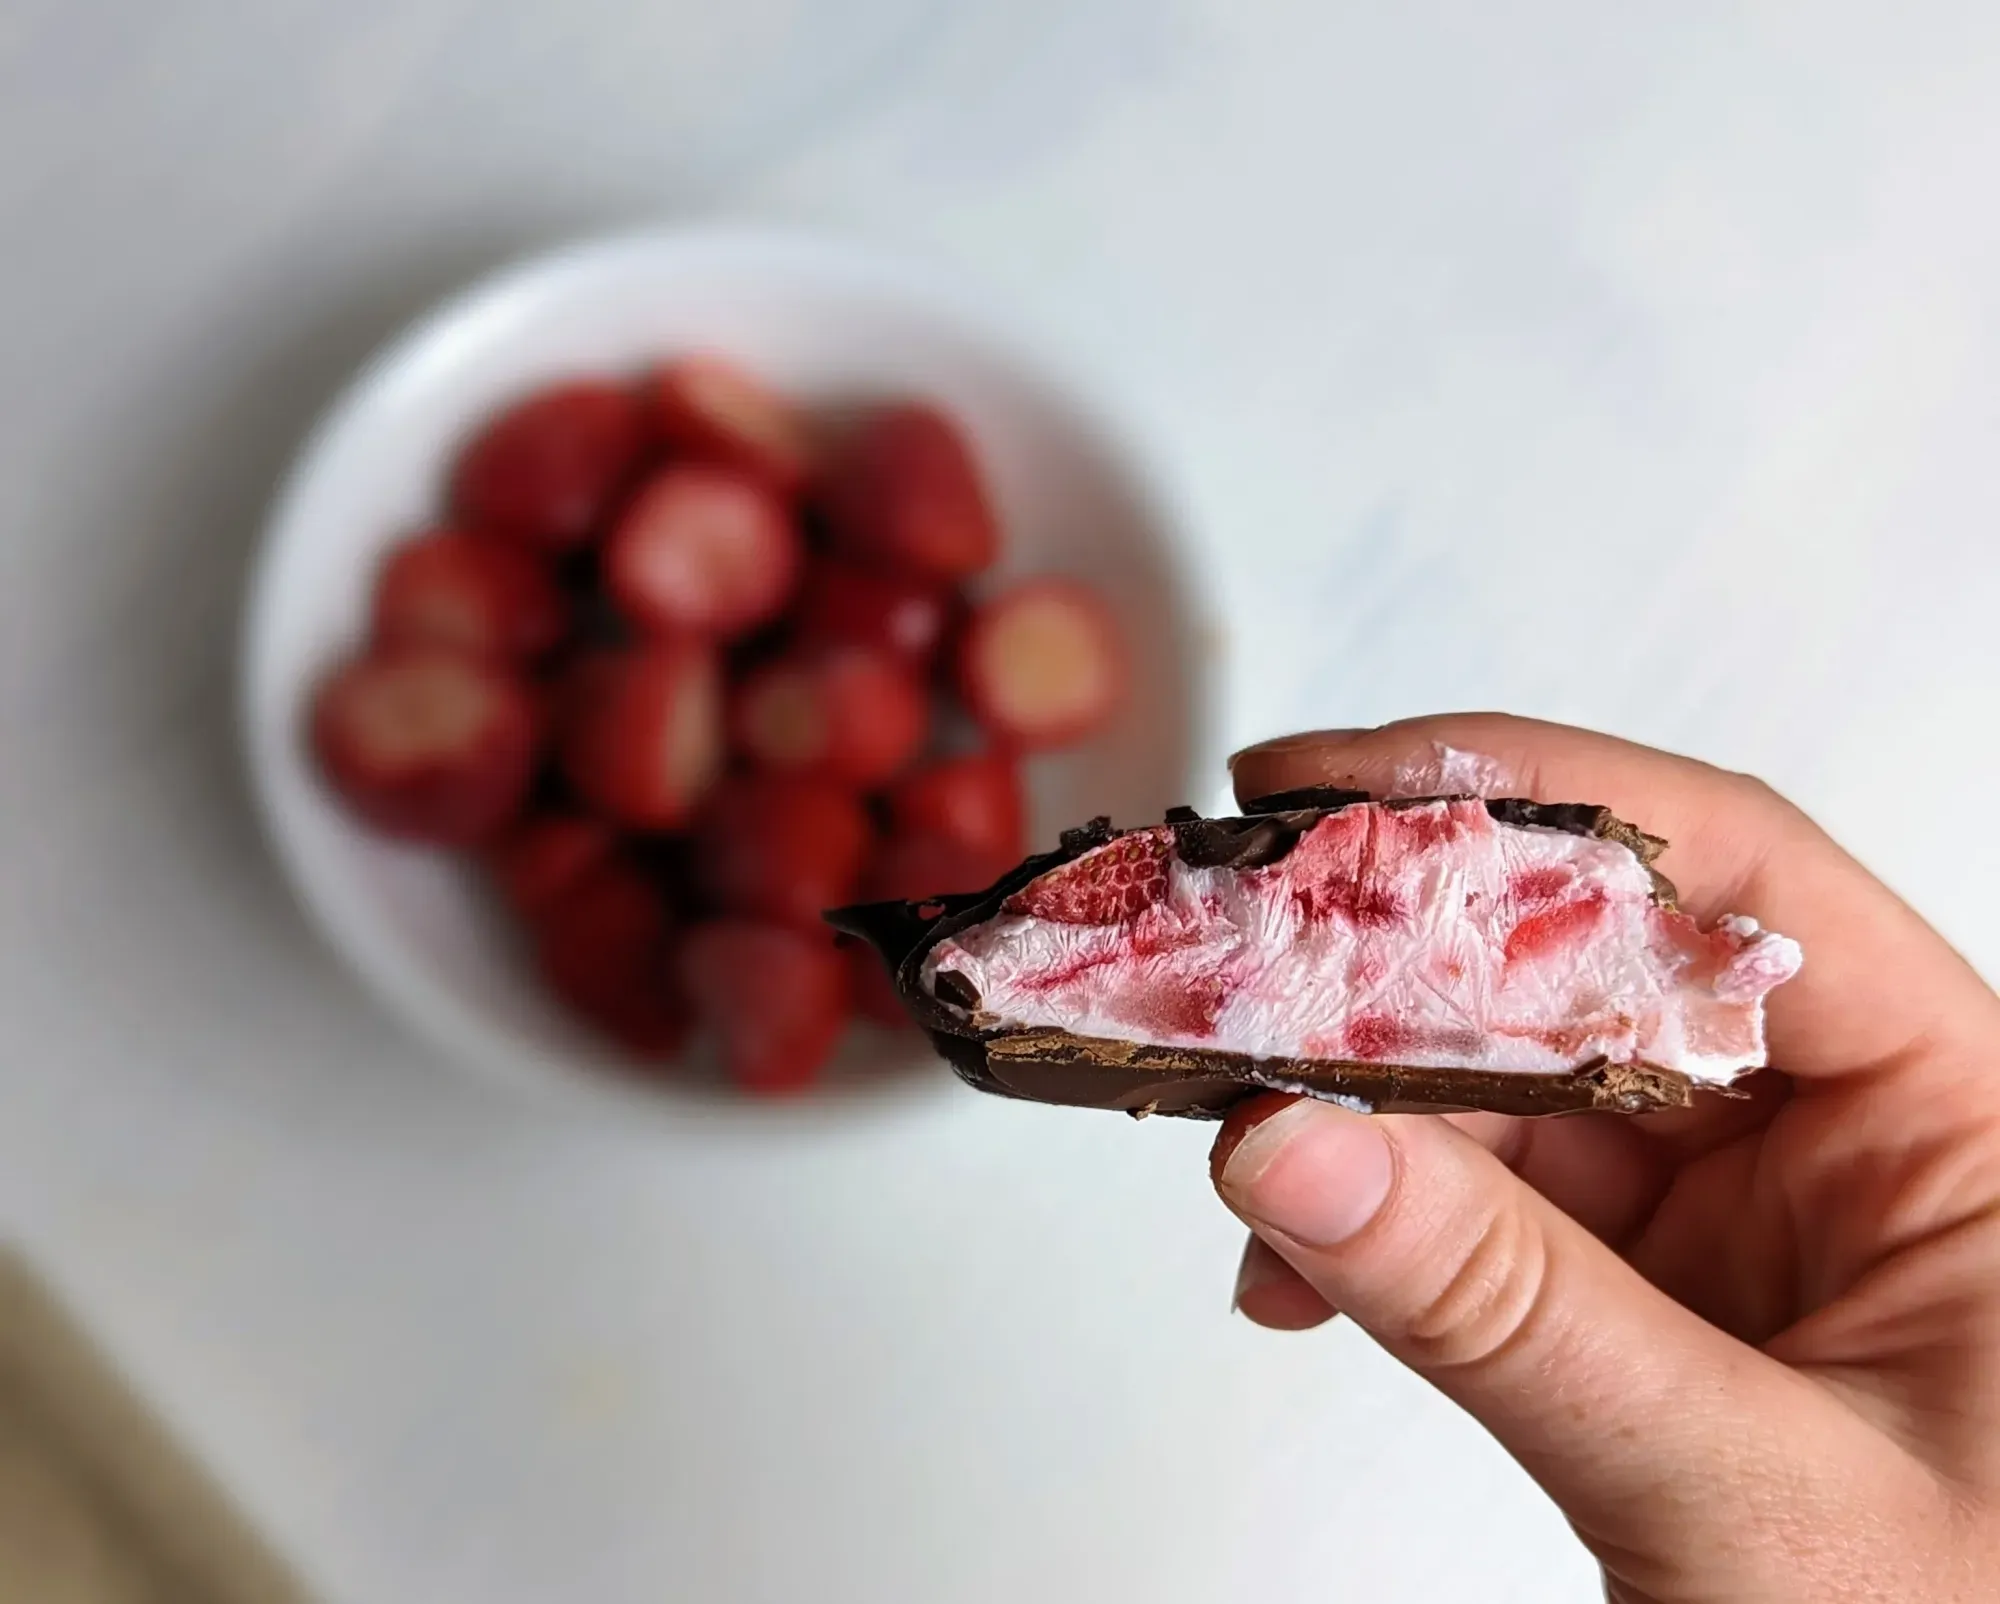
[920,799,1802,1083]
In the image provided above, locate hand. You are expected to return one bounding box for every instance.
[1213,714,2000,1603]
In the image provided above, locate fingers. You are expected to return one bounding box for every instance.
[1440,1111,1671,1247]
[1232,1235,1338,1330]
[1210,1094,1877,1558]
[1234,1112,1680,1331]
[1230,714,2000,1086]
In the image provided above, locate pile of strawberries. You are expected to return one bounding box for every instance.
[308,357,1127,1093]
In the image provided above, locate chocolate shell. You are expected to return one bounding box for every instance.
[829,788,1725,1121]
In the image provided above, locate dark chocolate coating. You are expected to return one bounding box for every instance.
[827,787,1698,1120]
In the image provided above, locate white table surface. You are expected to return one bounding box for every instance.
[4,4,1998,1600]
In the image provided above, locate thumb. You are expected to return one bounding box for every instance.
[1211,1095,1826,1549]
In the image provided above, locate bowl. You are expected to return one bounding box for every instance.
[240,223,1216,1111]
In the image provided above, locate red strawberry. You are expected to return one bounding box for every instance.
[371,528,568,659]
[533,865,689,1058]
[820,404,999,581]
[791,559,956,665]
[604,464,801,640]
[681,921,850,1095]
[450,380,646,550]
[650,356,813,495]
[310,646,540,845]
[883,752,1026,862]
[559,640,724,830]
[486,812,618,917]
[955,577,1126,749]
[692,775,870,930]
[1004,831,1168,924]
[846,940,909,1029]
[863,831,1014,904]
[730,646,927,787]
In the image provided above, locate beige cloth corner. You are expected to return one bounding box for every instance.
[0,1251,311,1604]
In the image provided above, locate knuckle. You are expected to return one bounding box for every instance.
[1724,768,1783,805]
[1724,768,1810,830]
[1398,1198,1558,1376]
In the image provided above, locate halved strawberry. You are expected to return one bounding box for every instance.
[603,464,800,639]
[820,404,999,581]
[681,920,851,1094]
[883,752,1025,862]
[533,865,689,1058]
[1004,832,1168,924]
[651,356,813,495]
[955,577,1126,749]
[845,939,909,1029]
[486,811,618,918]
[730,646,927,787]
[450,380,647,550]
[862,831,1015,904]
[791,559,956,665]
[310,645,540,845]
[559,640,723,830]
[372,528,568,659]
[692,775,870,930]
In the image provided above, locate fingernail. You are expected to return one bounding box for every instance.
[1217,1101,1394,1248]
[1227,729,1370,772]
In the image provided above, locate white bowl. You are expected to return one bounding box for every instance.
[241,223,1217,1113]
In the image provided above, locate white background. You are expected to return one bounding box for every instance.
[4,4,1998,1600]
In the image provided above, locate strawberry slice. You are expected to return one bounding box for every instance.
[372,528,568,659]
[692,775,870,931]
[559,640,724,830]
[310,645,540,845]
[651,356,813,495]
[820,404,999,581]
[486,811,619,917]
[533,865,689,1058]
[604,464,801,639]
[1004,832,1169,924]
[862,831,1015,904]
[955,577,1126,749]
[791,559,957,665]
[730,645,927,787]
[681,920,851,1095]
[883,752,1026,862]
[450,380,647,550]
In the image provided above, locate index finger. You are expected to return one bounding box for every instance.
[1229,713,1998,1084]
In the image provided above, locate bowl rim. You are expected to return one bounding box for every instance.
[237,218,1226,1122]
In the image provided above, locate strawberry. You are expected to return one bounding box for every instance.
[310,645,540,845]
[486,811,618,917]
[603,464,800,639]
[791,559,956,665]
[371,528,568,659]
[650,356,813,495]
[819,403,999,581]
[681,921,850,1094]
[883,752,1026,862]
[1004,831,1168,924]
[862,831,1014,904]
[450,380,646,550]
[730,645,927,787]
[845,939,909,1029]
[558,640,724,830]
[533,865,689,1058]
[692,775,870,930]
[955,577,1126,749]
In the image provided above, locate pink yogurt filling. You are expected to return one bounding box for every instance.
[921,800,1801,1083]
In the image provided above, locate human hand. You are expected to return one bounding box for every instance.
[1214,715,2000,1603]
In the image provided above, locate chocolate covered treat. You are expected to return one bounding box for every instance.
[829,787,1802,1120]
